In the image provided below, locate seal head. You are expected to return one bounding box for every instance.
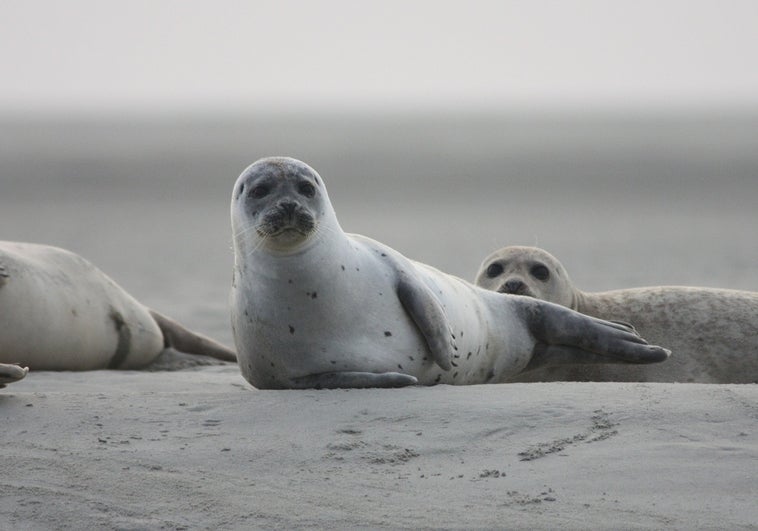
[232,157,333,254]
[476,246,578,309]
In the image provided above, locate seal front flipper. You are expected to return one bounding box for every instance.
[522,299,671,364]
[0,363,28,389]
[396,273,454,371]
[290,371,418,389]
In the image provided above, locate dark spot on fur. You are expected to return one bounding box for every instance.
[460,331,464,338]
[487,370,495,381]
[244,310,249,316]
[107,310,132,369]
[288,279,293,284]
[453,372,459,379]
[356,267,360,272]
[341,265,345,271]
[423,357,428,362]
[330,360,337,365]
[289,325,295,334]
[434,374,441,383]
[467,351,472,360]
[384,331,392,337]
[408,356,414,362]
[381,253,386,257]
[398,364,403,370]
[451,361,458,367]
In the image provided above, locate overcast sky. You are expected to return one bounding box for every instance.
[1,0,757,113]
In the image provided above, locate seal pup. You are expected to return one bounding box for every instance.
[230,157,669,389]
[0,241,237,371]
[475,245,758,383]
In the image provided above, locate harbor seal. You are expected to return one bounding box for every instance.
[475,246,758,383]
[0,363,28,388]
[230,157,669,389]
[0,241,237,374]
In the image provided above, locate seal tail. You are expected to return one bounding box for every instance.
[148,310,237,362]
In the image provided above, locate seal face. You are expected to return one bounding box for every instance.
[231,157,670,390]
[475,246,576,308]
[235,158,322,249]
[475,246,758,383]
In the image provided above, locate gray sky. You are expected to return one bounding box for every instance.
[1,0,757,112]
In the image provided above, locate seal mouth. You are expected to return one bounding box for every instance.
[497,284,534,298]
[256,208,316,239]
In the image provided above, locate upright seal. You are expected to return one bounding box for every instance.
[0,241,236,379]
[475,245,758,383]
[230,157,669,389]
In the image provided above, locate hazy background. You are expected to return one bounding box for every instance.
[1,0,757,346]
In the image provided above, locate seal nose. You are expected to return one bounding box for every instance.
[500,279,526,294]
[279,201,298,217]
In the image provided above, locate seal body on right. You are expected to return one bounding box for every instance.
[230,157,669,389]
[476,245,758,383]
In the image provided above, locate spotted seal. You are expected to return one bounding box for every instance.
[476,245,758,383]
[0,241,236,378]
[230,157,669,389]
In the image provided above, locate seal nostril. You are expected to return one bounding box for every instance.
[280,201,298,215]
[503,279,525,293]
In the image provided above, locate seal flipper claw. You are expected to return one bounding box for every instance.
[290,371,418,389]
[396,275,454,371]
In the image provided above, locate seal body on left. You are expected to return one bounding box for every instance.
[475,245,758,383]
[230,157,669,389]
[0,241,236,375]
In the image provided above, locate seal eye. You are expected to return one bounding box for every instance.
[249,185,269,199]
[298,182,316,198]
[486,263,504,278]
[530,264,550,281]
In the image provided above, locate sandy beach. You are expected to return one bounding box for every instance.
[2,368,756,529]
[1,113,757,529]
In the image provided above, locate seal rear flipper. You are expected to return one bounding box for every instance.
[396,275,454,371]
[0,363,29,388]
[523,299,671,364]
[290,371,418,389]
[149,310,237,362]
